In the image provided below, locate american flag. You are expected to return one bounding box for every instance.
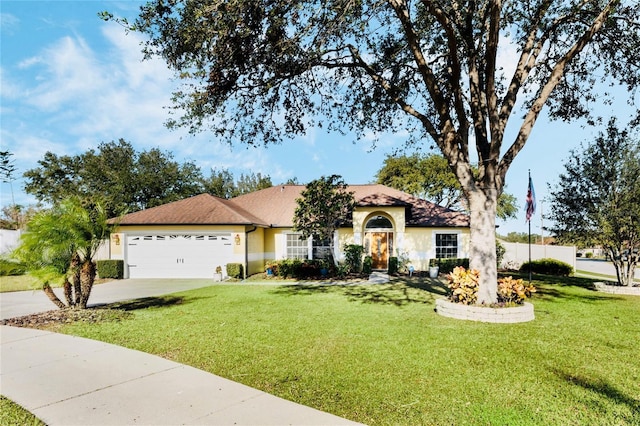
[525,176,536,222]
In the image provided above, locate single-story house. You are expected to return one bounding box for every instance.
[108,184,470,279]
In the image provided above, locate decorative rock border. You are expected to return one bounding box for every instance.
[594,282,640,296]
[435,298,535,323]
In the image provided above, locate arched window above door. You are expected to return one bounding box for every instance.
[365,215,393,229]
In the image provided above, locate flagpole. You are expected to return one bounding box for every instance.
[528,170,532,284]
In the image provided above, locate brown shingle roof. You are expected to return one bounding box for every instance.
[113,184,469,228]
[347,184,469,227]
[227,185,303,227]
[229,184,469,227]
[114,193,268,226]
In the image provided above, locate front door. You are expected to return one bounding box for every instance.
[370,232,389,270]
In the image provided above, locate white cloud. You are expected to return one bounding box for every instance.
[0,13,19,35]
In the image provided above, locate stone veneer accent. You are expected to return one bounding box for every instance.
[594,282,640,296]
[435,299,535,323]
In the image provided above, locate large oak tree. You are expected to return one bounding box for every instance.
[106,0,640,303]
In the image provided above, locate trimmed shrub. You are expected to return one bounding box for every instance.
[520,258,573,276]
[430,258,470,274]
[334,261,350,279]
[96,260,124,279]
[446,266,479,305]
[388,257,398,274]
[362,256,373,274]
[271,259,304,278]
[0,259,26,276]
[497,276,536,304]
[343,244,364,273]
[226,263,244,279]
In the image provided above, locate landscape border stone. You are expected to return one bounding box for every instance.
[594,282,640,296]
[435,299,535,323]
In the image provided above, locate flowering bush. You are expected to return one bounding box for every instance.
[497,276,536,304]
[446,266,480,305]
[446,267,536,306]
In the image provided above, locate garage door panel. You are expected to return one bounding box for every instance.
[126,234,235,279]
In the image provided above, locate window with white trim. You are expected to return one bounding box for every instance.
[286,234,308,260]
[435,233,458,259]
[312,237,331,260]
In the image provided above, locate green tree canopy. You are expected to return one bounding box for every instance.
[24,139,275,215]
[24,139,205,217]
[548,119,640,286]
[203,169,274,198]
[376,153,518,220]
[293,175,355,266]
[104,0,640,303]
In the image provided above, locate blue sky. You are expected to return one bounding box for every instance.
[1,1,635,236]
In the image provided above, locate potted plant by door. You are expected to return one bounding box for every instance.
[214,265,223,282]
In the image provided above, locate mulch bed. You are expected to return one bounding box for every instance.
[1,308,132,331]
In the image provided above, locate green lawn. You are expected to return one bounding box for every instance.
[0,275,111,293]
[0,396,44,426]
[53,276,640,425]
[0,275,43,293]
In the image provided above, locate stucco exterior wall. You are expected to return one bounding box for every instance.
[400,227,470,271]
[246,227,265,275]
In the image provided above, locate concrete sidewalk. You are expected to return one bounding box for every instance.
[1,325,364,425]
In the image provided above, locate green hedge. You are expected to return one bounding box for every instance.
[226,263,244,279]
[362,256,373,274]
[429,258,470,274]
[96,260,124,279]
[520,258,573,276]
[0,259,26,276]
[388,257,398,274]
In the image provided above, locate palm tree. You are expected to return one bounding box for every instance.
[13,198,113,309]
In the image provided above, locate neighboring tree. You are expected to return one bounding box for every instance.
[284,177,300,185]
[106,1,640,303]
[12,198,114,309]
[0,150,17,208]
[134,148,204,209]
[499,232,543,244]
[23,139,206,216]
[293,175,355,266]
[548,120,639,286]
[234,172,273,196]
[203,169,273,198]
[376,154,518,220]
[376,154,460,207]
[0,204,39,230]
[203,168,236,199]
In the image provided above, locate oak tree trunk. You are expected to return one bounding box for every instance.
[468,188,499,304]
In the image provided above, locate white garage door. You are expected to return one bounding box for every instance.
[127,234,234,279]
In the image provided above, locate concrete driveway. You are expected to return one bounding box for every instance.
[0,279,217,321]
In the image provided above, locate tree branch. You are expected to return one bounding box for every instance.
[498,0,620,181]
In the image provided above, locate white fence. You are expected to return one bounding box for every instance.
[0,230,111,260]
[0,229,22,254]
[500,242,576,271]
